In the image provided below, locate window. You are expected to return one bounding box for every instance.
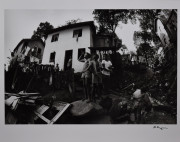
[73,29,82,38]
[31,46,38,57]
[78,48,85,60]
[38,48,42,54]
[51,33,59,42]
[49,52,56,62]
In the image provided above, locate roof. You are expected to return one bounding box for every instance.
[13,38,45,52]
[46,21,96,34]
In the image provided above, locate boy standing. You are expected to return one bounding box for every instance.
[78,52,92,102]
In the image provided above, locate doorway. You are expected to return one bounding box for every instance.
[64,50,73,71]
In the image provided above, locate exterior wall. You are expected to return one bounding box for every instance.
[28,40,45,61]
[14,43,24,60]
[42,25,93,72]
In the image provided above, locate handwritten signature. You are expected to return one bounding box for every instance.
[153,126,168,130]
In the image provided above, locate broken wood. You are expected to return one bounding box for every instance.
[34,105,49,121]
[34,102,70,124]
[34,111,51,123]
[49,104,70,124]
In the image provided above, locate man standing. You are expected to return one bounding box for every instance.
[101,54,112,93]
[91,54,103,102]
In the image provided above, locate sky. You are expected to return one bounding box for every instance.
[4,9,141,63]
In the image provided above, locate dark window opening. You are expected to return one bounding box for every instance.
[37,48,42,58]
[49,52,56,63]
[51,34,59,42]
[21,42,28,53]
[73,29,82,38]
[78,48,85,60]
[31,47,38,56]
[64,50,73,71]
[38,48,42,54]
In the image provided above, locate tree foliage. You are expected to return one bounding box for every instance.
[135,9,161,31]
[65,18,81,26]
[135,9,162,44]
[31,21,54,40]
[137,43,155,63]
[134,31,152,44]
[120,44,128,54]
[133,31,155,63]
[93,9,136,34]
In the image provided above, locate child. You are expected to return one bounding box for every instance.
[78,52,92,102]
[91,54,103,102]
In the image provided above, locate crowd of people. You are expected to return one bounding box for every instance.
[79,52,113,103]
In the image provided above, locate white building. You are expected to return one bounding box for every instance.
[42,21,96,72]
[13,38,45,64]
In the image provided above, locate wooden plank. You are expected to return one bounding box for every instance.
[18,92,40,95]
[34,105,49,120]
[34,111,50,124]
[5,92,20,97]
[36,105,49,114]
[49,104,70,124]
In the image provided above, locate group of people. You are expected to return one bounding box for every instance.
[79,52,113,103]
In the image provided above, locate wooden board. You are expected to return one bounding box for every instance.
[34,103,70,124]
[49,104,70,124]
[34,105,49,121]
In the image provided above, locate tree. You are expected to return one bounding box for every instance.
[31,21,54,40]
[120,44,128,55]
[135,10,161,31]
[137,43,155,64]
[133,31,155,64]
[65,18,81,26]
[93,9,136,34]
[134,31,152,44]
[135,9,162,44]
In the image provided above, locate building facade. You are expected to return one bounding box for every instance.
[13,39,45,64]
[42,21,96,72]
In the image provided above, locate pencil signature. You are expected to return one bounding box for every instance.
[153,126,168,130]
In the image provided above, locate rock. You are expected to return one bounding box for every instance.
[70,100,104,117]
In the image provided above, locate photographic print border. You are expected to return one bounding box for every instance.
[0,0,179,142]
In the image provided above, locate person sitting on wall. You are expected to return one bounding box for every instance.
[78,52,92,103]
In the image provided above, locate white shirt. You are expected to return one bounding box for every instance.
[101,60,112,76]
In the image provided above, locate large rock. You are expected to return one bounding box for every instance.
[70,100,104,117]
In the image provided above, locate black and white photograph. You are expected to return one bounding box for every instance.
[1,0,180,142]
[4,9,177,125]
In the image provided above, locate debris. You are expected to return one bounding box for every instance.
[34,102,71,124]
[5,96,19,110]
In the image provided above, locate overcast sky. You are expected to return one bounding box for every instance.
[4,9,140,63]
